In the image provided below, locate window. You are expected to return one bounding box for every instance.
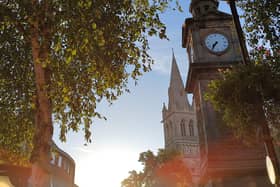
[180,120,186,136]
[50,176,54,187]
[67,165,71,175]
[50,153,55,165]
[189,120,194,136]
[58,156,62,167]
[196,7,201,14]
[166,124,169,137]
[64,160,68,171]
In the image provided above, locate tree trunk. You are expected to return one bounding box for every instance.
[28,3,53,186]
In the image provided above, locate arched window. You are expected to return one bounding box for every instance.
[180,120,186,136]
[189,120,194,136]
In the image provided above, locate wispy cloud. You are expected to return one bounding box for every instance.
[148,37,189,76]
[151,50,189,81]
[152,54,172,74]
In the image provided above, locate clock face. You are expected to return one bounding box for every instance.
[205,33,229,53]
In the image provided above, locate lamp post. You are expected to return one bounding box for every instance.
[226,0,249,65]
[223,0,280,186]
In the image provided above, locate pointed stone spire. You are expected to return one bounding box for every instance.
[169,49,184,90]
[168,50,191,112]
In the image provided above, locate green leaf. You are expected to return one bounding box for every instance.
[71,49,77,56]
[91,23,97,30]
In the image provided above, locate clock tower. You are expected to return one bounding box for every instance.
[182,0,273,186]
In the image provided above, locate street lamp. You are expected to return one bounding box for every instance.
[223,0,280,186]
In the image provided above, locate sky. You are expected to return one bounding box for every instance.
[53,1,232,187]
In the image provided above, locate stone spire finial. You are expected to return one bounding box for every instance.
[162,102,167,111]
[162,102,168,119]
[190,0,219,18]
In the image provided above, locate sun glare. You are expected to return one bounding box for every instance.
[75,148,142,187]
[0,176,14,187]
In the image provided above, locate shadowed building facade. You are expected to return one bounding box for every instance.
[163,0,273,186]
[0,141,78,187]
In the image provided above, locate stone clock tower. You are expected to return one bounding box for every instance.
[182,0,273,186]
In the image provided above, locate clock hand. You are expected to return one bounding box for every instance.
[212,41,218,50]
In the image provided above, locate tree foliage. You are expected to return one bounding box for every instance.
[205,1,280,143]
[205,63,280,143]
[239,0,280,63]
[121,149,191,187]
[0,0,180,164]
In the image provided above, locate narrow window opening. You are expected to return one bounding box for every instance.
[166,124,169,138]
[58,156,62,167]
[50,152,55,165]
[196,7,201,14]
[189,120,194,136]
[180,120,186,136]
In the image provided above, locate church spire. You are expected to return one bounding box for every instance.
[169,50,184,90]
[168,50,190,112]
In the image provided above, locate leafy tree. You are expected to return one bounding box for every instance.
[205,1,280,143]
[205,63,280,143]
[0,0,180,186]
[239,0,280,64]
[122,170,144,187]
[121,149,191,187]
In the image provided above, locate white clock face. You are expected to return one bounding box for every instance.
[205,33,229,53]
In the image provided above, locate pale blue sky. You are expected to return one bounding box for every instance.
[53,1,232,187]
